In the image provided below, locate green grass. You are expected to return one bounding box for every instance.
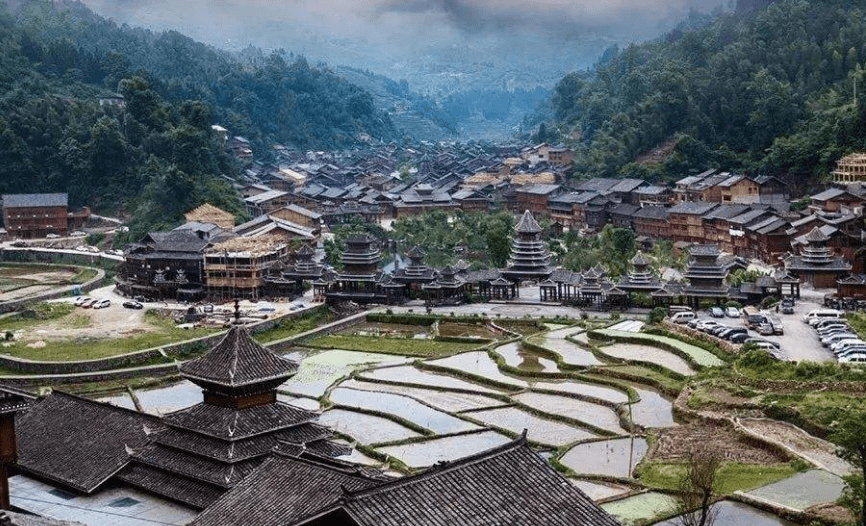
[735,349,866,383]
[637,461,802,494]
[759,391,866,429]
[588,365,686,394]
[0,302,75,331]
[68,267,99,284]
[304,334,481,357]
[253,308,332,343]
[0,308,219,361]
[596,329,725,367]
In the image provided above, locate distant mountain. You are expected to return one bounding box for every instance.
[3,0,399,154]
[549,0,866,185]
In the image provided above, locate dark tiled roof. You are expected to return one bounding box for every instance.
[805,226,830,242]
[163,402,317,440]
[132,444,261,488]
[117,463,225,509]
[16,392,162,493]
[155,423,332,462]
[294,437,621,526]
[668,201,718,215]
[179,325,298,391]
[515,210,543,234]
[190,453,383,526]
[2,193,67,208]
[633,206,670,220]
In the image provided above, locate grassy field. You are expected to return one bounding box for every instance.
[596,329,726,367]
[637,460,803,494]
[304,334,482,357]
[0,308,219,361]
[253,308,332,343]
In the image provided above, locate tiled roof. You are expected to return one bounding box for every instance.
[179,325,299,391]
[633,206,670,220]
[163,402,317,440]
[293,436,621,526]
[2,193,67,208]
[16,392,162,493]
[117,463,225,509]
[190,453,384,526]
[515,210,543,234]
[805,226,829,243]
[668,201,718,215]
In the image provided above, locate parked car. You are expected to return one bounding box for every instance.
[757,323,774,336]
[81,298,96,308]
[745,338,780,349]
[838,353,866,364]
[831,340,866,353]
[710,307,725,318]
[821,333,858,347]
[729,332,750,344]
[781,303,794,314]
[671,311,696,324]
[92,299,110,309]
[74,296,90,307]
[122,300,143,310]
[725,306,740,318]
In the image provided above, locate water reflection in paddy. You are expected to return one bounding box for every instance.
[96,392,136,411]
[427,351,526,388]
[652,500,796,526]
[276,394,320,411]
[601,343,695,376]
[628,387,675,428]
[513,392,623,433]
[535,328,603,366]
[378,431,511,469]
[358,365,500,394]
[602,492,677,525]
[134,380,201,415]
[283,350,410,398]
[529,381,630,405]
[318,408,421,444]
[329,387,480,435]
[494,342,559,373]
[339,379,503,412]
[569,479,631,501]
[560,437,648,477]
[465,407,595,446]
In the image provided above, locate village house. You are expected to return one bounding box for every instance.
[514,184,561,215]
[632,206,671,239]
[203,236,290,301]
[667,201,717,243]
[832,152,866,184]
[270,204,322,230]
[244,189,293,217]
[2,193,71,239]
[184,203,235,230]
[809,187,866,213]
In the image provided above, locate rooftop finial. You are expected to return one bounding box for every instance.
[233,299,241,325]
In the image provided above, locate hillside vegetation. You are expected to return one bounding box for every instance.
[551,0,866,184]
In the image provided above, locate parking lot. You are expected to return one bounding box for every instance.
[690,298,837,363]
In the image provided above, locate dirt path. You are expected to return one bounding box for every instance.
[737,418,854,477]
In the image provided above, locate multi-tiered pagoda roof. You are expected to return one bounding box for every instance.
[283,244,323,281]
[503,210,552,281]
[392,246,435,284]
[682,244,730,298]
[619,251,661,292]
[338,235,381,280]
[784,227,852,273]
[118,312,341,509]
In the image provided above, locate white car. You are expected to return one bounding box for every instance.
[93,299,111,309]
[838,353,866,364]
[725,307,740,318]
[832,340,866,353]
[74,296,90,306]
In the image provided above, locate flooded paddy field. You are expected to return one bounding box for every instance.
[464,406,596,446]
[513,392,623,433]
[528,328,603,366]
[427,351,528,388]
[281,349,409,397]
[529,380,630,405]
[601,491,678,525]
[377,431,511,468]
[329,387,480,435]
[652,500,796,526]
[743,470,846,511]
[560,437,649,478]
[318,408,421,444]
[600,343,696,376]
[493,342,559,373]
[570,479,631,501]
[627,387,675,428]
[340,378,504,412]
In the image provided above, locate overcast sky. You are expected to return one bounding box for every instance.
[81,0,726,88]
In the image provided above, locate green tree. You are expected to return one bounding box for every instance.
[831,413,866,526]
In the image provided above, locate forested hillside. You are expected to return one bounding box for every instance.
[4,0,397,154]
[550,0,866,184]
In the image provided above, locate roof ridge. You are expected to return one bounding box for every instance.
[50,390,162,423]
[341,432,529,500]
[269,448,385,481]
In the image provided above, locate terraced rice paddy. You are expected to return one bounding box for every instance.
[743,470,845,511]
[654,500,797,526]
[134,380,202,415]
[569,480,631,501]
[464,406,596,446]
[560,437,649,478]
[596,329,725,367]
[276,394,320,411]
[601,343,696,376]
[494,342,560,373]
[340,379,504,412]
[627,387,675,428]
[281,350,410,397]
[513,392,623,433]
[531,328,603,366]
[529,380,630,405]
[318,409,422,444]
[329,387,480,435]
[427,351,527,388]
[601,491,677,525]
[358,365,501,394]
[377,431,512,468]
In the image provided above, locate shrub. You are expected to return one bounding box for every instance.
[648,306,667,325]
